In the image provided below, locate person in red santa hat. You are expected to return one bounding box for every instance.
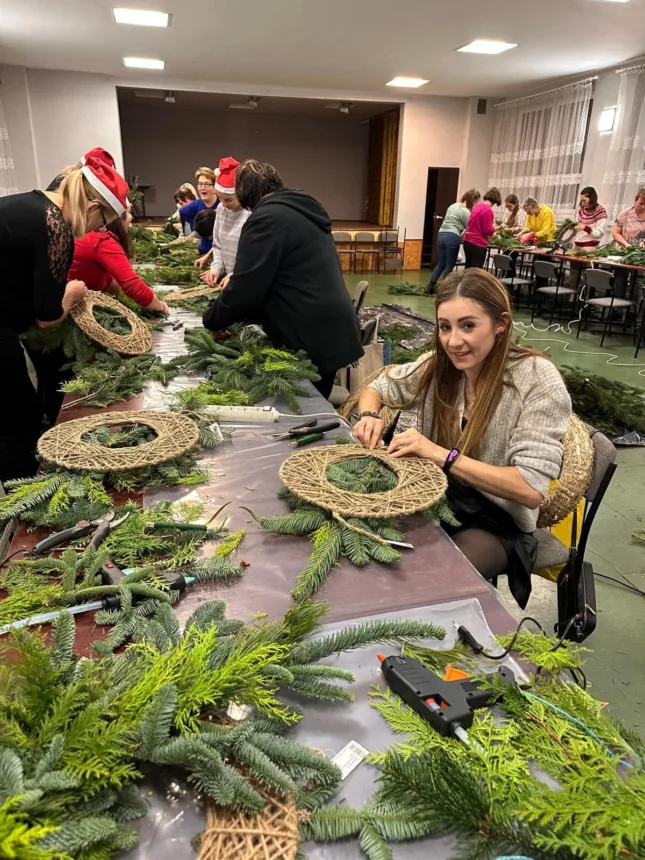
[46,146,119,192]
[201,157,251,289]
[0,156,129,480]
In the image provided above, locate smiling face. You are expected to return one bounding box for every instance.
[634,193,645,216]
[437,296,508,375]
[197,174,215,201]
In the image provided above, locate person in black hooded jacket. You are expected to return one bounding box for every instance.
[202,159,363,399]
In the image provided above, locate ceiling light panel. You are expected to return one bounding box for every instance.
[457,40,518,54]
[123,57,165,69]
[113,8,171,27]
[386,77,429,88]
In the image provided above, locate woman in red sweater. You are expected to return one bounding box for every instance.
[69,207,169,313]
[463,187,502,269]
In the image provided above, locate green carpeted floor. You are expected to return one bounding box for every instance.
[346,268,645,736]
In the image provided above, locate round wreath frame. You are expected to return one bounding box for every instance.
[537,414,593,528]
[165,285,220,303]
[37,410,200,472]
[69,292,152,355]
[279,443,447,520]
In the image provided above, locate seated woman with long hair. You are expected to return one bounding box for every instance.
[354,268,572,607]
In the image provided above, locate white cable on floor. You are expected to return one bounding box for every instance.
[513,314,645,378]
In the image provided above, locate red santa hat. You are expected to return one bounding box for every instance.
[214,156,241,195]
[80,147,117,170]
[81,156,129,216]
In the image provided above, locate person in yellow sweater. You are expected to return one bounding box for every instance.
[520,197,556,244]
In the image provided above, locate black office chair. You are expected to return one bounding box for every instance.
[531,260,576,326]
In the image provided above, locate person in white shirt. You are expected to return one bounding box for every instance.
[201,157,251,289]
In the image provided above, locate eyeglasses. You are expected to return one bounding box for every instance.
[197,182,214,188]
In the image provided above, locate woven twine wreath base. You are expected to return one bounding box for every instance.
[279,443,447,520]
[69,292,152,355]
[337,364,398,429]
[537,415,593,529]
[37,410,200,472]
[165,285,220,303]
[197,792,298,860]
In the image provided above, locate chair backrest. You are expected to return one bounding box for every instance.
[492,254,512,273]
[584,268,613,291]
[355,231,377,243]
[353,280,369,312]
[360,318,377,344]
[333,231,353,243]
[378,230,398,243]
[577,425,617,563]
[383,258,403,270]
[534,260,558,279]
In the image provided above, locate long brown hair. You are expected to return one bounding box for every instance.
[460,188,481,210]
[504,194,520,227]
[105,212,133,258]
[415,269,541,456]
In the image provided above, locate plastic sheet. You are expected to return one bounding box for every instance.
[122,597,522,860]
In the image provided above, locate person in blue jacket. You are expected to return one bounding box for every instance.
[179,166,219,264]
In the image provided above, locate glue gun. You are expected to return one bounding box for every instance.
[378,653,516,741]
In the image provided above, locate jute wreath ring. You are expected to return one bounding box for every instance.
[69,292,153,355]
[37,410,200,472]
[279,443,448,531]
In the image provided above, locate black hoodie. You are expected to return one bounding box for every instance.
[202,189,364,375]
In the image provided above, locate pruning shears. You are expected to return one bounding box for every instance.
[31,511,130,557]
[272,418,340,447]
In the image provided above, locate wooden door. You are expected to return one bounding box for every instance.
[421,167,460,269]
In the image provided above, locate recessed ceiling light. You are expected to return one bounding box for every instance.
[386,77,429,88]
[457,40,518,54]
[123,57,165,69]
[113,8,171,27]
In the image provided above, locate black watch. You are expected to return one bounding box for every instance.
[358,411,382,420]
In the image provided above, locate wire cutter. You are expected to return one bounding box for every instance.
[272,418,340,446]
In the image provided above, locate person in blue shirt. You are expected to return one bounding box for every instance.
[179,166,219,263]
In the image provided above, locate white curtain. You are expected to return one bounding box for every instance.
[601,67,645,222]
[489,81,593,220]
[0,95,18,197]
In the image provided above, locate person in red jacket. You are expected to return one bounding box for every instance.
[69,206,168,313]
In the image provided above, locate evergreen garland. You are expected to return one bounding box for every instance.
[170,326,321,413]
[142,261,202,286]
[386,281,428,296]
[560,365,645,436]
[303,631,645,860]
[255,448,456,603]
[60,350,177,407]
[0,599,444,858]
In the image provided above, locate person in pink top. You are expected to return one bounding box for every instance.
[463,187,502,269]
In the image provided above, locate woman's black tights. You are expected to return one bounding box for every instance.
[451,528,509,581]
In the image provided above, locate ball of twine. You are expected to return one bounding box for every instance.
[69,292,152,355]
[37,410,199,472]
[165,285,220,303]
[537,415,593,528]
[279,443,447,520]
[337,364,398,429]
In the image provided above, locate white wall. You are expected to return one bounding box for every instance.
[461,97,498,195]
[395,94,471,238]
[0,66,123,192]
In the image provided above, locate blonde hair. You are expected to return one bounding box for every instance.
[415,269,542,457]
[194,167,217,185]
[58,169,119,238]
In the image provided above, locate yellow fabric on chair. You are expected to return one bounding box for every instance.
[534,479,584,582]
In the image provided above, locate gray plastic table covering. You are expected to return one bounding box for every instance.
[122,597,524,860]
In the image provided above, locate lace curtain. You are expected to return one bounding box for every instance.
[0,95,18,197]
[489,81,593,220]
[601,67,645,222]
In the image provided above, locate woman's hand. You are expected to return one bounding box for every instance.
[201,270,219,287]
[194,255,210,269]
[64,280,88,305]
[354,416,385,449]
[387,428,444,464]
